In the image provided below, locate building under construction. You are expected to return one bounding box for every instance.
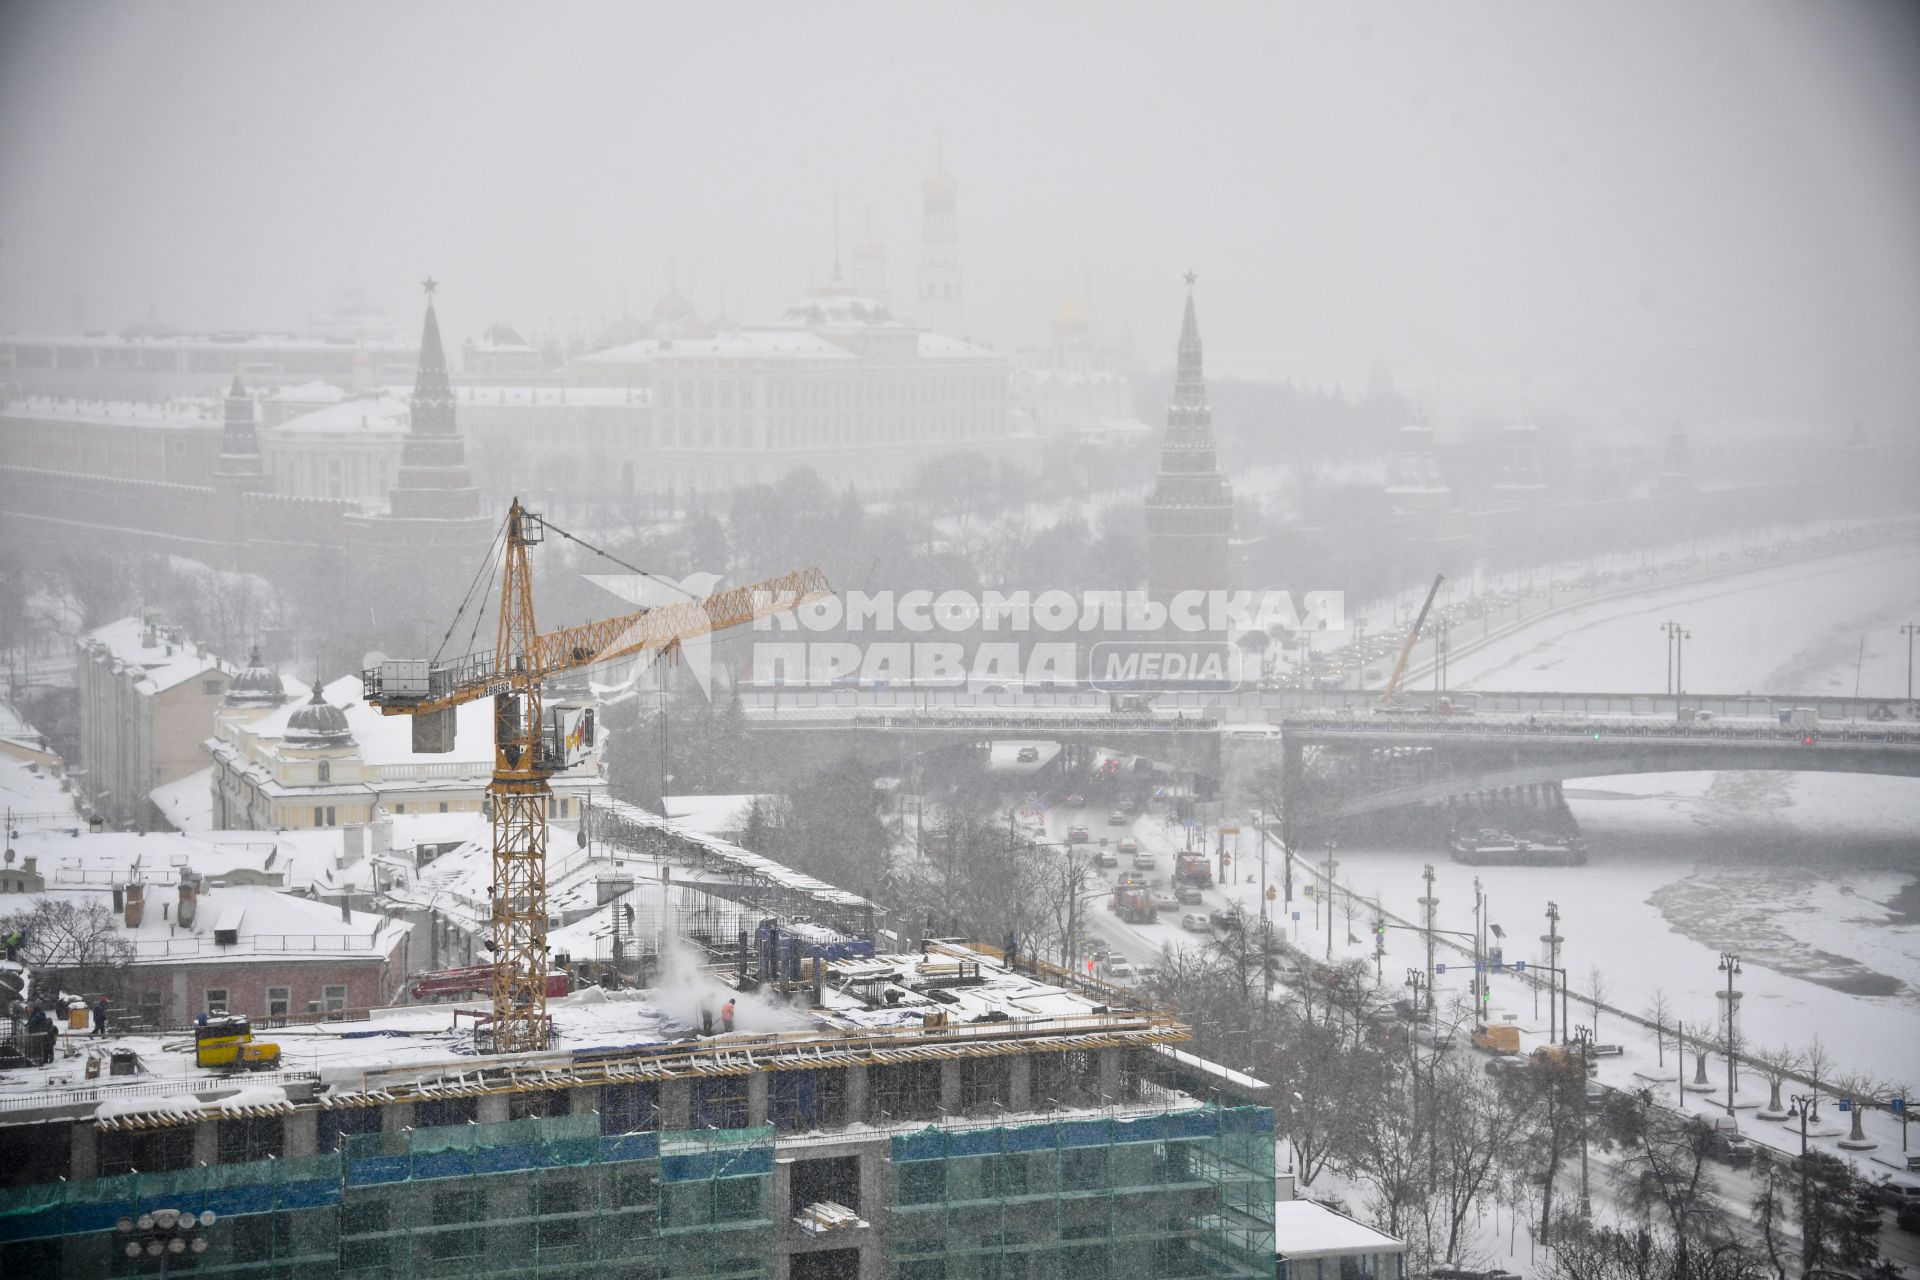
[0,805,1275,1279]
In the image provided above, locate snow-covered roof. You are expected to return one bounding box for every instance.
[78,617,231,696]
[576,329,856,364]
[455,385,652,408]
[917,332,998,359]
[149,766,213,832]
[266,380,351,406]
[0,757,78,829]
[5,877,407,967]
[237,675,493,766]
[661,794,765,837]
[3,331,413,354]
[1,395,218,429]
[1272,1200,1406,1258]
[270,393,409,435]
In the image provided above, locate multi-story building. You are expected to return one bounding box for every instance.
[0,799,1276,1280]
[75,617,233,831]
[258,390,408,505]
[0,395,223,485]
[572,283,1022,497]
[0,329,415,401]
[206,674,603,832]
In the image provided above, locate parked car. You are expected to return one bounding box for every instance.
[1015,746,1040,763]
[1897,1201,1920,1234]
[1068,826,1090,844]
[1691,1117,1754,1168]
[1180,913,1211,933]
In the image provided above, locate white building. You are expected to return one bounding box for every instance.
[257,389,408,505]
[1009,297,1150,443]
[207,674,604,832]
[0,395,222,485]
[571,284,1025,496]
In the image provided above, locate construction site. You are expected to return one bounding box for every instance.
[0,498,1276,1279]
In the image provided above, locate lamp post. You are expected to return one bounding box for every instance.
[1659,621,1690,702]
[1322,840,1339,961]
[1572,1023,1593,1221]
[1717,952,1742,1118]
[115,1208,215,1276]
[1788,1093,1818,1277]
[1419,865,1439,1021]
[1542,901,1564,1044]
[1902,623,1918,702]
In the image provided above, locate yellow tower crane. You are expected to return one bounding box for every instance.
[363,498,829,1053]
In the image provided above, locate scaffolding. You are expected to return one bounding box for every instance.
[0,1114,775,1279]
[886,1104,1276,1280]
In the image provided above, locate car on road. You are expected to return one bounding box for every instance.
[1209,908,1242,932]
[1152,891,1180,914]
[1132,851,1156,870]
[1108,809,1128,826]
[1116,837,1138,854]
[1103,956,1133,979]
[1015,746,1040,763]
[1180,913,1210,933]
[1485,1056,1530,1080]
[1068,826,1090,843]
[1066,793,1085,808]
[1898,1201,1920,1234]
[1690,1117,1753,1168]
[1176,884,1203,905]
[1095,849,1119,868]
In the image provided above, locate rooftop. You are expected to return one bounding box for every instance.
[576,329,856,364]
[1272,1199,1407,1259]
[1,395,218,430]
[77,617,230,696]
[269,393,409,436]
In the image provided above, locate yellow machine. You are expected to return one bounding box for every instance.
[193,1016,281,1070]
[1471,1023,1520,1055]
[363,498,829,1054]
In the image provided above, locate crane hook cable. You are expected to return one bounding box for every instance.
[538,515,701,602]
[429,512,509,666]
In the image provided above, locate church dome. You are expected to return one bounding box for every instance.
[225,645,287,708]
[1053,297,1088,334]
[651,284,699,328]
[285,685,352,746]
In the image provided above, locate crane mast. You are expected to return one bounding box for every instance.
[490,501,550,1054]
[1380,573,1444,703]
[363,497,830,1053]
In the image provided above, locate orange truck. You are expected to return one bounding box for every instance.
[1471,1024,1520,1055]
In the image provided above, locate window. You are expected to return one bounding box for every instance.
[325,805,336,826]
[206,989,229,1015]
[395,803,405,814]
[323,984,348,1012]
[438,802,447,814]
[202,678,223,695]
[266,987,290,1018]
[317,760,330,783]
[313,807,324,826]
[138,990,162,1029]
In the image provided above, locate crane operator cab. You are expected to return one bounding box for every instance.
[193,1015,282,1071]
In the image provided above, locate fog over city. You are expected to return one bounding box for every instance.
[4,1,1919,424]
[2,5,1919,1280]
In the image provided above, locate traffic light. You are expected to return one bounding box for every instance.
[1802,734,1815,746]
[1591,730,1603,741]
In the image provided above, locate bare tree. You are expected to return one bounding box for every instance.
[1646,988,1674,1069]
[0,898,136,1000]
[1746,1043,1801,1118]
[1587,964,1610,1043]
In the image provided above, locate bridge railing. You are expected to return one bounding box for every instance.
[1281,713,1920,747]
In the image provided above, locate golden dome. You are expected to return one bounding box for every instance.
[1053,297,1088,334]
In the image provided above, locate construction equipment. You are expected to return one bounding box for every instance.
[194,1016,280,1071]
[1471,1023,1520,1055]
[410,964,570,1003]
[1379,573,1444,703]
[363,498,829,1053]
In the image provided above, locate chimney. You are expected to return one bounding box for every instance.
[342,824,365,865]
[124,882,145,928]
[177,876,198,929]
[372,816,393,859]
[339,894,351,924]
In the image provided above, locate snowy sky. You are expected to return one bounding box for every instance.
[1,1,1916,424]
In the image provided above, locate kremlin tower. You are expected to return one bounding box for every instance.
[915,139,964,339]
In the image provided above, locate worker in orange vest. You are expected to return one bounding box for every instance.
[721,999,736,1033]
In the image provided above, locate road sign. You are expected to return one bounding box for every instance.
[1291,911,1301,922]
[1435,963,1447,974]
[1475,962,1484,971]
[1838,1099,1852,1112]
[1513,961,1527,972]
[1266,886,1278,901]
[1893,1098,1906,1114]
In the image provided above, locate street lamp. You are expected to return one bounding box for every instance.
[1902,623,1918,703]
[1323,840,1339,962]
[1788,1093,1819,1277]
[1572,1024,1594,1220]
[1542,901,1564,1044]
[1717,952,1742,1118]
[1659,621,1690,701]
[116,1208,215,1275]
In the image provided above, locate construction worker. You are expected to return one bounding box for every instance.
[721,999,736,1033]
[25,1006,52,1065]
[3,928,20,962]
[93,995,110,1038]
